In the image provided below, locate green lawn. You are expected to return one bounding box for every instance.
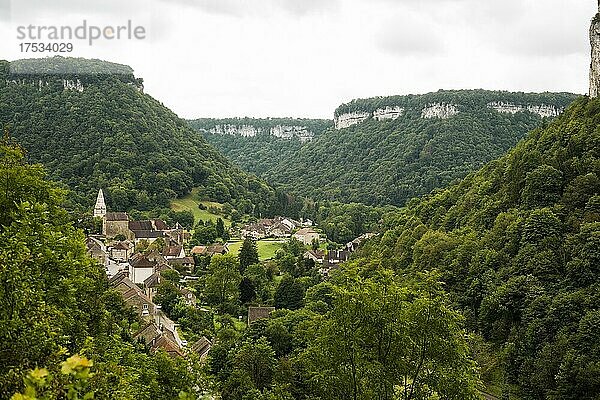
[227,239,284,261]
[171,189,230,226]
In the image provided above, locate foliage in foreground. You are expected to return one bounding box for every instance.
[0,139,207,399]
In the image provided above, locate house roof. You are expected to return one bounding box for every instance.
[304,250,325,261]
[151,335,184,357]
[180,287,196,298]
[112,241,130,250]
[129,220,153,231]
[208,244,227,254]
[271,222,292,233]
[162,245,183,257]
[144,272,161,288]
[130,254,156,269]
[109,271,133,288]
[105,212,129,221]
[132,230,164,239]
[327,250,351,262]
[152,219,169,231]
[134,321,162,344]
[191,337,212,357]
[191,246,206,255]
[248,306,275,325]
[86,237,104,251]
[193,244,228,256]
[155,263,173,272]
[295,228,318,236]
[122,287,153,308]
[168,257,195,266]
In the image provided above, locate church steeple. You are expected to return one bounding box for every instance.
[93,189,107,218]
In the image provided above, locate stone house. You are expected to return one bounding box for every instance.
[103,212,132,239]
[293,228,320,246]
[109,241,132,262]
[129,253,157,284]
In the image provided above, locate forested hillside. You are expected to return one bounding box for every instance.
[0,58,285,216]
[194,90,577,206]
[189,118,331,177]
[350,95,600,398]
[0,140,206,398]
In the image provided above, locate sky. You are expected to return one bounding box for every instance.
[0,0,596,119]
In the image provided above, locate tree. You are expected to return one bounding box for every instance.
[193,224,218,245]
[160,269,180,285]
[216,218,226,239]
[233,338,277,391]
[206,254,242,307]
[239,277,257,304]
[239,238,259,274]
[303,269,480,400]
[274,276,305,311]
[154,282,181,315]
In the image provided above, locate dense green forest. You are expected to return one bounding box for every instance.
[348,95,600,398]
[0,58,291,217]
[194,90,577,206]
[0,139,207,399]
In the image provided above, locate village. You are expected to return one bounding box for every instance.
[86,189,375,358]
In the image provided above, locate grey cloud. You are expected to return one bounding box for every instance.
[377,16,445,56]
[0,0,10,21]
[493,25,588,58]
[472,1,591,58]
[8,0,146,19]
[154,0,338,18]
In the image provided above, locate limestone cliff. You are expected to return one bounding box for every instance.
[189,118,333,142]
[590,4,600,97]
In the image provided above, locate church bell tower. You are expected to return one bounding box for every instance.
[93,189,107,218]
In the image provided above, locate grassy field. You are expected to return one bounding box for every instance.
[171,189,230,226]
[227,239,285,261]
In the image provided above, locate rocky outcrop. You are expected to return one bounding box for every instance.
[209,124,315,141]
[334,111,370,129]
[62,79,84,92]
[421,103,459,119]
[210,124,259,137]
[373,106,404,121]
[5,77,143,93]
[270,125,314,142]
[487,102,563,118]
[590,7,600,98]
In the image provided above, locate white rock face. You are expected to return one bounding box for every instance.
[334,111,370,129]
[486,102,523,114]
[421,103,459,119]
[373,106,405,121]
[62,79,84,92]
[210,124,260,137]
[487,102,563,118]
[270,125,314,142]
[525,104,562,118]
[210,124,314,141]
[590,11,600,97]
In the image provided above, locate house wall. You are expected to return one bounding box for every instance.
[130,266,155,284]
[295,232,320,245]
[104,220,133,240]
[111,248,129,261]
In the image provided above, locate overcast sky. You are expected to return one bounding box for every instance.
[0,0,596,119]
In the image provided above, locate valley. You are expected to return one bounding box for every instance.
[1,5,600,399]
